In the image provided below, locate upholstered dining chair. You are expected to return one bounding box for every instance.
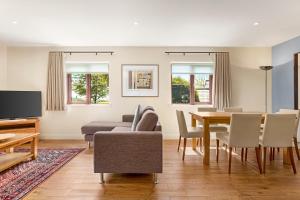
[260,114,297,174]
[224,107,243,112]
[216,113,262,174]
[176,110,203,160]
[277,109,300,160]
[224,107,244,155]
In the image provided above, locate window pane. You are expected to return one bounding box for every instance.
[172,74,190,104]
[195,74,212,104]
[90,73,109,104]
[71,73,87,104]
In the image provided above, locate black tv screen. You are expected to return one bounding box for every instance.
[0,91,42,119]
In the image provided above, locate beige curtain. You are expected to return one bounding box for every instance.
[214,52,231,110]
[46,52,65,111]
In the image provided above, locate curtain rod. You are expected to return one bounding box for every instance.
[165,51,228,55]
[50,51,114,55]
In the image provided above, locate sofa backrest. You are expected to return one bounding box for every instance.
[136,110,159,131]
[122,114,135,122]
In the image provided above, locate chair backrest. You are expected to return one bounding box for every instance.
[176,110,188,137]
[198,107,217,112]
[277,109,300,137]
[224,107,243,112]
[262,114,296,147]
[228,113,262,147]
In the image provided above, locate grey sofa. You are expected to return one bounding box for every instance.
[93,109,162,184]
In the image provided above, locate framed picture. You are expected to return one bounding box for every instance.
[122,64,159,97]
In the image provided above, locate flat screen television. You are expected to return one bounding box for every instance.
[0,91,42,119]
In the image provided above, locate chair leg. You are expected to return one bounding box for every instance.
[216,139,219,162]
[88,141,91,149]
[182,138,187,161]
[245,148,248,162]
[177,136,181,152]
[263,147,267,173]
[255,147,262,174]
[228,147,233,174]
[277,147,280,153]
[269,147,273,162]
[241,148,244,162]
[272,148,275,160]
[293,137,300,160]
[288,147,297,174]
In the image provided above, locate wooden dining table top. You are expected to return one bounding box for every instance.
[190,111,265,123]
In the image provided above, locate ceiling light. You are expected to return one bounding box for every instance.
[133,21,139,26]
[12,21,18,24]
[253,22,260,26]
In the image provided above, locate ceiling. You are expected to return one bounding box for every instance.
[0,0,300,47]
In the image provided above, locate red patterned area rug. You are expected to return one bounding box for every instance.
[0,148,84,200]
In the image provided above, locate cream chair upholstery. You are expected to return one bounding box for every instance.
[176,110,203,160]
[260,114,297,174]
[277,109,300,160]
[224,107,243,112]
[197,107,227,132]
[216,113,262,174]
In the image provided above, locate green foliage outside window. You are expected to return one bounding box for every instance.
[171,76,200,104]
[72,73,109,104]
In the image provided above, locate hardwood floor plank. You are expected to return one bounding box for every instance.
[17,140,300,200]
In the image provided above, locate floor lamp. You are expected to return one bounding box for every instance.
[259,66,273,112]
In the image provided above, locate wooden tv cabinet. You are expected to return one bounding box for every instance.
[0,118,40,134]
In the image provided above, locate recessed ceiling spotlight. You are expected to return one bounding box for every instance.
[12,21,18,24]
[253,22,260,26]
[133,21,139,26]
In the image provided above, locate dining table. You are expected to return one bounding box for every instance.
[189,111,291,166]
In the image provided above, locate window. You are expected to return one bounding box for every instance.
[66,62,109,104]
[171,63,213,104]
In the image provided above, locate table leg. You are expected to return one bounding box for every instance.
[31,136,38,159]
[203,119,210,165]
[191,116,197,150]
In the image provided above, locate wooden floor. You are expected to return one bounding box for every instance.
[23,140,300,200]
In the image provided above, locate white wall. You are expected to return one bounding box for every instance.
[0,44,7,89]
[6,46,272,139]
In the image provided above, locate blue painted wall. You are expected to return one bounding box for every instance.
[272,36,300,112]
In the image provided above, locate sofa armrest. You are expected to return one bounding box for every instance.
[122,114,135,122]
[94,131,162,173]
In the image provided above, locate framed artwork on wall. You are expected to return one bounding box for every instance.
[122,64,159,97]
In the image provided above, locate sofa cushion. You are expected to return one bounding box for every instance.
[140,106,155,118]
[112,126,132,131]
[131,105,141,131]
[81,121,132,135]
[136,110,158,131]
